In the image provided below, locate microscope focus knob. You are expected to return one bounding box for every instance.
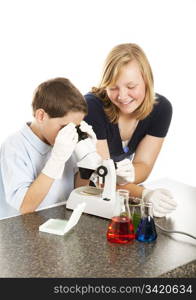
[97,166,108,177]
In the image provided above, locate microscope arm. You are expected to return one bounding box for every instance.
[97,159,116,202]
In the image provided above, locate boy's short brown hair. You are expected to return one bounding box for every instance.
[32,77,87,117]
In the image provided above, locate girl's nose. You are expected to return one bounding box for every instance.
[118,88,128,101]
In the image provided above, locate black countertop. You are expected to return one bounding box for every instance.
[0,178,196,278]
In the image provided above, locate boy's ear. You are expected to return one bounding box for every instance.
[35,109,48,122]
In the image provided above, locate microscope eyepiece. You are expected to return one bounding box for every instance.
[74,125,102,181]
[76,125,88,142]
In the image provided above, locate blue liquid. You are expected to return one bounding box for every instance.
[136,216,157,242]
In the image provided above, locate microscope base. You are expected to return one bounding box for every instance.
[66,186,116,219]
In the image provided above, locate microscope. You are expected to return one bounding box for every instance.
[66,126,118,219]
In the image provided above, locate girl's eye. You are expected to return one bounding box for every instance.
[128,86,135,89]
[109,87,117,91]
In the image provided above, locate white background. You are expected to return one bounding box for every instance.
[0,0,195,186]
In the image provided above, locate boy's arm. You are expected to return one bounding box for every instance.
[20,173,54,213]
[21,170,89,214]
[1,124,79,215]
[20,124,78,214]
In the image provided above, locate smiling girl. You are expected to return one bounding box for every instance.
[84,43,177,217]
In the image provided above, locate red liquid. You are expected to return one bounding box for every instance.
[107,216,135,244]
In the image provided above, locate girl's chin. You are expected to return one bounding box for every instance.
[119,106,136,114]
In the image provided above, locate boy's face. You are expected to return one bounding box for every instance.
[37,110,85,145]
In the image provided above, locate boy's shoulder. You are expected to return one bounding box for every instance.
[0,123,36,156]
[0,129,26,155]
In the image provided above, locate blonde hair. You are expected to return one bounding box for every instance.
[92,43,156,122]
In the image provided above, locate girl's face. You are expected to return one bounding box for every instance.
[106,60,146,115]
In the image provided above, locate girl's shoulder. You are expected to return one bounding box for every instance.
[154,93,172,111]
[84,92,104,107]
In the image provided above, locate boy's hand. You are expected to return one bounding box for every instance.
[79,121,97,146]
[42,123,78,179]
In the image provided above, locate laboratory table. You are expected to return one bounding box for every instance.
[0,178,196,278]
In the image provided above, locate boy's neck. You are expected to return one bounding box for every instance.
[29,122,47,144]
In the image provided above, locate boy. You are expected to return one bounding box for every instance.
[0,77,92,218]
